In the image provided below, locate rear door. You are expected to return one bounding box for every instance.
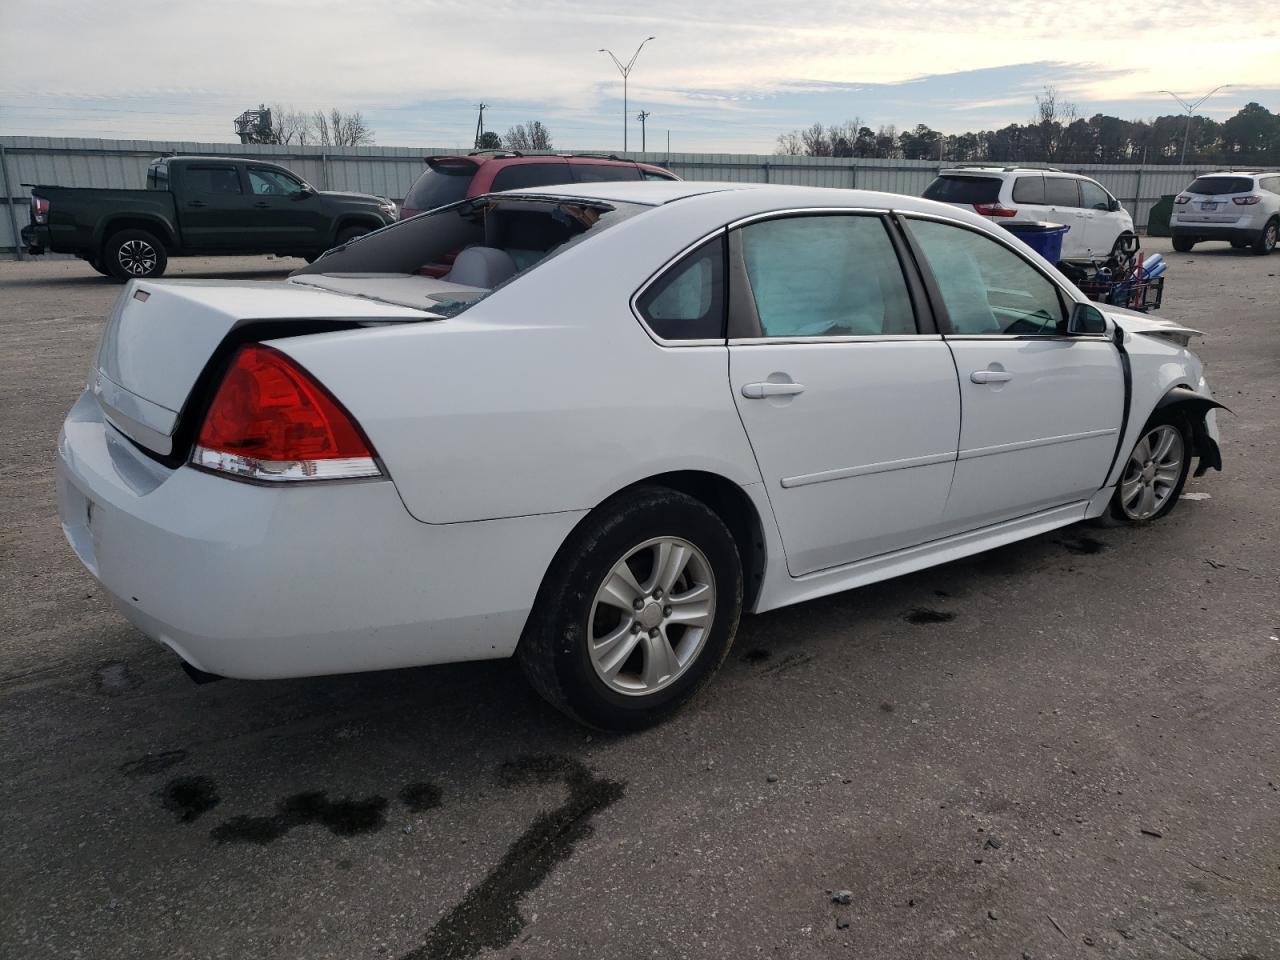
[174,162,257,250]
[902,215,1123,531]
[1043,176,1086,256]
[725,212,961,576]
[1011,173,1050,223]
[1077,179,1118,255]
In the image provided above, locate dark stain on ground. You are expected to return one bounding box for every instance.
[905,608,956,625]
[1061,536,1107,555]
[879,701,895,713]
[210,791,389,844]
[741,648,772,664]
[400,782,443,812]
[401,755,625,960]
[160,776,220,823]
[121,749,188,778]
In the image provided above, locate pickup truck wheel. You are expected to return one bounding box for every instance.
[87,258,112,277]
[335,225,370,245]
[104,229,168,281]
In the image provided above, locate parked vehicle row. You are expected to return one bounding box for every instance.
[57,180,1223,729]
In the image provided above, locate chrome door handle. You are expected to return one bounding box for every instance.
[187,200,207,208]
[742,381,806,399]
[970,370,1012,384]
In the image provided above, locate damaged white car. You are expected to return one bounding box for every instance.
[57,181,1223,729]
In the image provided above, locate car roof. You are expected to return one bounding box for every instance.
[939,166,1078,177]
[1194,171,1259,178]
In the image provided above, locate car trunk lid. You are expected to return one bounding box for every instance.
[93,278,440,456]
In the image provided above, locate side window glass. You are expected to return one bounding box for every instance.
[570,164,642,183]
[248,168,303,195]
[1044,177,1080,207]
[635,236,725,341]
[736,215,916,338]
[1079,180,1110,211]
[490,163,570,192]
[908,219,1066,336]
[185,166,242,195]
[1012,176,1044,204]
[644,169,677,181]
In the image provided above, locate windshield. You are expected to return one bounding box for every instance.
[924,175,1002,204]
[291,195,644,315]
[1186,176,1254,196]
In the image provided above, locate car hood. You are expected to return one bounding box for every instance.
[1106,307,1203,346]
[319,190,388,204]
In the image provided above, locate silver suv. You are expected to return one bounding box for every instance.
[1170,172,1280,255]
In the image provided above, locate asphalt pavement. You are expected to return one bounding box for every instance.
[1,241,1278,959]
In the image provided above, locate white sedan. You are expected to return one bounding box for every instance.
[57,181,1223,729]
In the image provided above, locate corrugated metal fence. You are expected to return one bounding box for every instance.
[3,136,1275,257]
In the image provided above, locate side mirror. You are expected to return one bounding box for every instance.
[292,186,314,200]
[1108,197,1121,212]
[1067,301,1107,335]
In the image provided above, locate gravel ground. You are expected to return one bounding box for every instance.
[1,242,1278,960]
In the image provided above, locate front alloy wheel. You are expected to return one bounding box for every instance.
[1114,421,1188,522]
[588,537,715,696]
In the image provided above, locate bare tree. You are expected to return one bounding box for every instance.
[1034,86,1077,161]
[502,121,553,151]
[775,131,803,156]
[301,108,376,146]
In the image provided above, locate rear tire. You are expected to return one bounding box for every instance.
[1252,218,1278,256]
[1172,236,1195,253]
[1107,410,1193,524]
[518,486,743,730]
[103,228,168,281]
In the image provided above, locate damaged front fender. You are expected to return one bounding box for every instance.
[1154,386,1227,477]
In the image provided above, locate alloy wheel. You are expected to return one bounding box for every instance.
[1119,424,1184,520]
[117,239,157,276]
[587,536,715,696]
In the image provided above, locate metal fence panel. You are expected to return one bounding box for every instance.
[4,136,1276,256]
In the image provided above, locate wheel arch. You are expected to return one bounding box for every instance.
[97,216,175,251]
[1152,385,1227,476]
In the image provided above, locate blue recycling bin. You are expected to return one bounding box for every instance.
[1000,221,1069,263]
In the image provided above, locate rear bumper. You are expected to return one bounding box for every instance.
[57,389,582,679]
[20,223,48,254]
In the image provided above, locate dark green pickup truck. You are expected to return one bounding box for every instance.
[21,155,398,279]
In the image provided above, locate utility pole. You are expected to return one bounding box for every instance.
[637,111,651,152]
[599,37,655,152]
[473,102,488,150]
[1159,85,1231,165]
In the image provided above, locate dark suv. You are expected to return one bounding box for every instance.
[400,151,679,219]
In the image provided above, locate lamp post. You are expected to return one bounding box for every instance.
[599,37,655,152]
[1159,85,1231,166]
[637,110,651,152]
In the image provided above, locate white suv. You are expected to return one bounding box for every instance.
[923,167,1134,259]
[1170,172,1280,255]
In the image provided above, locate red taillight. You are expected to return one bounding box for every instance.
[974,202,1018,218]
[1174,195,1190,204]
[31,196,49,224]
[1232,195,1261,205]
[193,344,380,482]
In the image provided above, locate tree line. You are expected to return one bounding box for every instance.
[244,105,377,147]
[776,90,1280,166]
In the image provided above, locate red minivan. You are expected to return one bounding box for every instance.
[400,152,680,219]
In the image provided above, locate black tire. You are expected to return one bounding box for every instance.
[1172,235,1195,253]
[1252,218,1278,256]
[517,486,744,730]
[103,228,168,281]
[335,225,370,245]
[1230,239,1250,249]
[1106,409,1193,525]
[87,257,112,277]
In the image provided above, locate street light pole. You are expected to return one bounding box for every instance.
[637,110,651,152]
[1159,85,1231,166]
[599,37,655,153]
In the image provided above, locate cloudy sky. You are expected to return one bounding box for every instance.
[1,0,1276,153]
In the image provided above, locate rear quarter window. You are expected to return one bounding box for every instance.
[571,163,643,183]
[1187,176,1255,196]
[405,164,475,212]
[490,162,572,192]
[923,176,1002,204]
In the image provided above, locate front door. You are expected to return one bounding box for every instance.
[726,213,961,577]
[903,215,1125,530]
[244,166,328,251]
